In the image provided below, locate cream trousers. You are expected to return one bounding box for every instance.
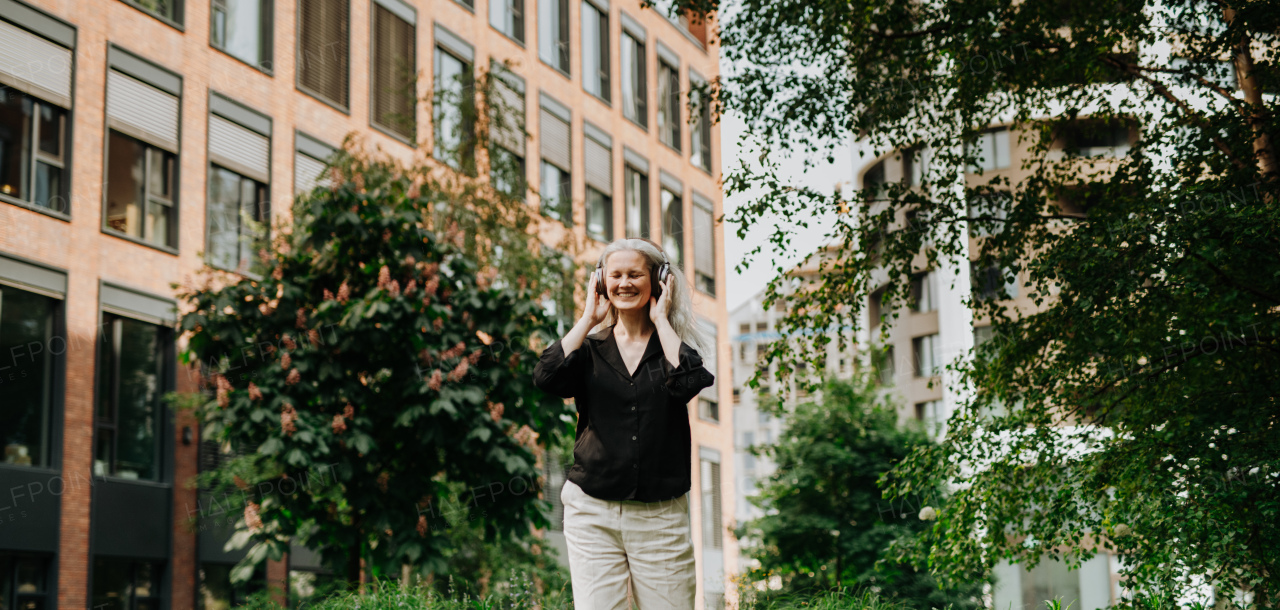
[560,479,697,610]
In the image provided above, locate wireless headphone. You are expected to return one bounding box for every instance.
[593,238,671,299]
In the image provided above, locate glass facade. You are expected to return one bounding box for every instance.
[0,287,57,468]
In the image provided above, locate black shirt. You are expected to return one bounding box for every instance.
[533,324,715,502]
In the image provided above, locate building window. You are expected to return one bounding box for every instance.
[692,194,715,295]
[913,334,940,378]
[0,89,69,214]
[624,165,649,238]
[966,127,1010,172]
[661,186,683,269]
[915,399,944,438]
[698,398,718,422]
[972,263,1018,301]
[1058,118,1133,157]
[700,458,723,548]
[0,555,49,610]
[690,75,711,171]
[105,131,178,248]
[586,187,612,242]
[540,161,571,225]
[1022,558,1082,610]
[207,166,269,274]
[211,0,273,71]
[0,286,57,469]
[967,190,1011,238]
[909,270,936,312]
[489,0,523,44]
[92,558,162,610]
[297,0,350,108]
[199,562,266,610]
[371,3,416,140]
[874,345,895,386]
[537,0,569,73]
[434,47,475,173]
[657,61,680,150]
[698,318,718,414]
[581,1,609,102]
[95,314,169,481]
[488,70,526,199]
[756,321,767,332]
[621,31,646,127]
[490,146,526,200]
[124,0,184,24]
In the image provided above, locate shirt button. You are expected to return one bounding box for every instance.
[631,435,637,440]
[633,464,638,469]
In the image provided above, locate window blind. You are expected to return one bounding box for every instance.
[106,70,180,152]
[583,123,611,196]
[490,75,525,152]
[0,19,73,108]
[209,115,270,183]
[297,0,349,107]
[693,193,714,278]
[371,3,415,138]
[539,107,570,170]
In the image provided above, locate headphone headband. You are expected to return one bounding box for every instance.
[595,238,669,269]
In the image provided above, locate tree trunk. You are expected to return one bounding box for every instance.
[1224,7,1277,180]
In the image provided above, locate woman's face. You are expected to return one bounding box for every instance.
[604,250,652,312]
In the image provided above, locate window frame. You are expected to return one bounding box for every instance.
[585,185,612,243]
[689,72,711,172]
[295,0,352,113]
[0,278,65,473]
[659,182,684,269]
[91,558,164,610]
[691,192,715,296]
[0,90,72,220]
[620,30,647,129]
[0,555,52,610]
[209,0,275,74]
[488,0,524,45]
[433,44,476,174]
[539,159,572,226]
[580,0,610,104]
[623,163,649,239]
[657,59,681,151]
[101,129,181,253]
[368,0,417,143]
[205,164,270,276]
[912,333,940,378]
[119,0,186,29]
[537,0,570,76]
[92,311,173,482]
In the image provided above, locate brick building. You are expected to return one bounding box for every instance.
[0,0,734,607]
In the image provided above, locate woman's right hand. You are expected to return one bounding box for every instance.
[582,272,611,327]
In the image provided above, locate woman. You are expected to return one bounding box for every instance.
[534,238,715,610]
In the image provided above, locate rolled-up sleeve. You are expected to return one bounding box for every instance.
[534,339,590,399]
[661,342,715,406]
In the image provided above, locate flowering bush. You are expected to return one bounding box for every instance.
[176,138,579,584]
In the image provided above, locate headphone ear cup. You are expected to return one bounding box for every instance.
[595,269,607,296]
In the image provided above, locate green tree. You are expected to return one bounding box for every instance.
[734,376,984,609]
[692,0,1280,605]
[175,70,583,586]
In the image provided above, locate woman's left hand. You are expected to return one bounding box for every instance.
[649,274,674,325]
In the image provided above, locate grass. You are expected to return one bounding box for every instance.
[235,572,929,610]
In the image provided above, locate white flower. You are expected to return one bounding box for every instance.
[1209,442,1216,448]
[1249,467,1260,475]
[919,506,938,521]
[1137,357,1147,366]
[1113,523,1131,537]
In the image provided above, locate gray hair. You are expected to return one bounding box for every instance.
[592,238,713,358]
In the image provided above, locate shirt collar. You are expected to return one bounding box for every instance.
[590,324,663,379]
